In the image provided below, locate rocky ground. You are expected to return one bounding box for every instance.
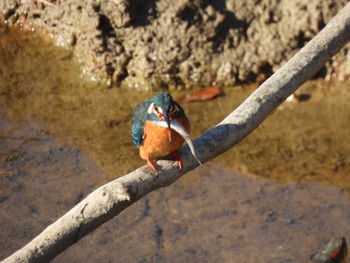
[1,0,349,89]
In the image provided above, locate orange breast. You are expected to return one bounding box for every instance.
[139,117,191,160]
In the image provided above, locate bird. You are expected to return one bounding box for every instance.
[132,92,191,172]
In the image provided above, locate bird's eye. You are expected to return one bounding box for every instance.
[154,106,159,113]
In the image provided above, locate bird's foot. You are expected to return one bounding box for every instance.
[171,151,183,170]
[147,156,158,173]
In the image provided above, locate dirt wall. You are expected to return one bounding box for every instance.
[1,0,349,89]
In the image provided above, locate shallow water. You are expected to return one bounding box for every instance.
[1,29,350,262]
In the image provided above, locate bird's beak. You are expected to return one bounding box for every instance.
[165,111,172,142]
[154,119,202,166]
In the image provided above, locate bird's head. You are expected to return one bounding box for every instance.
[149,93,179,141]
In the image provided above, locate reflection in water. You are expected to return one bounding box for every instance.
[223,81,350,188]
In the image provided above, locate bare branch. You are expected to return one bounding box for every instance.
[3,2,350,263]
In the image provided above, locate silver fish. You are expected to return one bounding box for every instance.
[155,120,202,166]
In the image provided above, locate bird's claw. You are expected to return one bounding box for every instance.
[171,151,183,170]
[147,156,158,174]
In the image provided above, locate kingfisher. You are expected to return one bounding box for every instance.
[132,92,191,172]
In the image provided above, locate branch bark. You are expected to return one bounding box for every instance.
[3,3,350,263]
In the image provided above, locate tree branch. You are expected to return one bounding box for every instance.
[3,3,350,263]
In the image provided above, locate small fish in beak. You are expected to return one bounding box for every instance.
[164,111,172,142]
[155,119,202,166]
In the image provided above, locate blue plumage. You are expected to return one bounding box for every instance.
[132,98,152,147]
[132,93,186,148]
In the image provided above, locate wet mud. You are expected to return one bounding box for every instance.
[0,116,105,257]
[1,29,350,262]
[1,0,349,88]
[56,164,350,263]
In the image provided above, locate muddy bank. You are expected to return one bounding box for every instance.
[1,0,349,89]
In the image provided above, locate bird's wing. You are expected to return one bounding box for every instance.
[132,99,153,147]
